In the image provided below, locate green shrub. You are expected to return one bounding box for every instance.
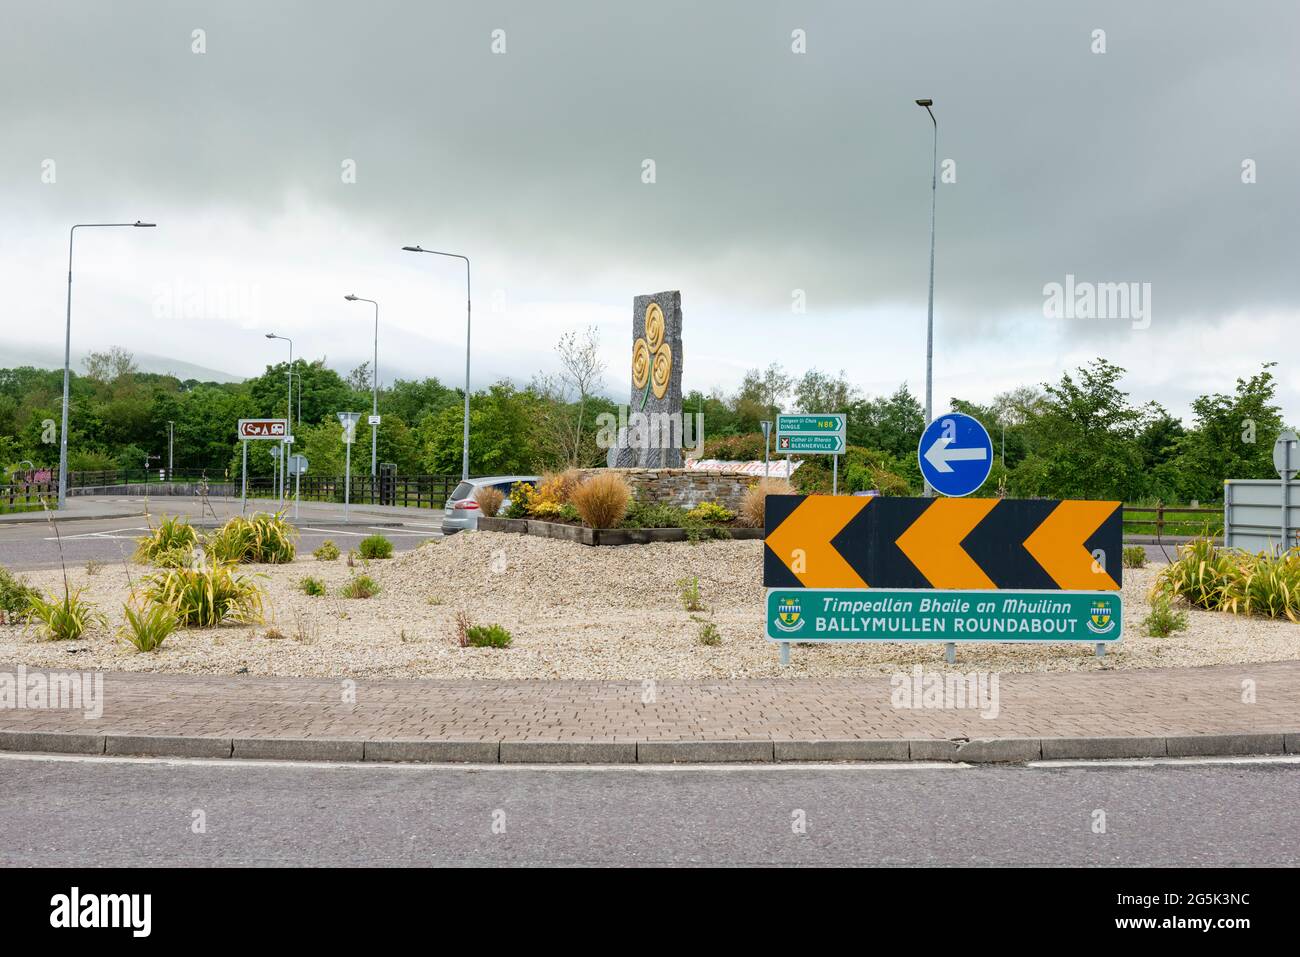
[25,588,104,641]
[141,561,265,627]
[341,574,380,599]
[119,600,179,652]
[678,576,704,611]
[697,621,722,646]
[299,576,327,596]
[1153,539,1300,620]
[0,565,40,622]
[465,623,512,648]
[1123,545,1147,569]
[688,501,734,524]
[358,534,393,560]
[313,540,340,561]
[152,545,196,569]
[1144,594,1189,637]
[134,515,199,564]
[559,503,580,522]
[623,499,690,529]
[207,512,297,564]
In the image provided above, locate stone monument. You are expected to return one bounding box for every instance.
[607,290,684,468]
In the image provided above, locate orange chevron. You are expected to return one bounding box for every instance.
[765,495,872,588]
[1023,500,1121,590]
[894,498,999,588]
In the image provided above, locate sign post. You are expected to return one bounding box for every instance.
[237,419,287,516]
[776,413,846,495]
[764,494,1123,665]
[338,413,361,523]
[1273,429,1298,551]
[761,420,771,479]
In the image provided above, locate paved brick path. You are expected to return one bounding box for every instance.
[0,660,1295,742]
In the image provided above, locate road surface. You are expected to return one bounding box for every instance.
[0,497,442,570]
[0,752,1294,866]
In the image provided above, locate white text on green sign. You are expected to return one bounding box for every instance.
[767,589,1122,643]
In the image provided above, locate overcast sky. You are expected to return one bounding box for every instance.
[1,0,1296,422]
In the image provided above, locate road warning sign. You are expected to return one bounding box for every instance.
[763,495,1122,591]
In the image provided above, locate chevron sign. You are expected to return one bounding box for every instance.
[763,496,1122,591]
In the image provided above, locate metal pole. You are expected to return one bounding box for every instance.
[779,642,790,667]
[344,428,352,523]
[832,454,838,496]
[920,102,938,497]
[1283,440,1291,555]
[56,222,154,509]
[372,302,379,476]
[462,259,471,482]
[294,462,300,520]
[762,421,771,479]
[401,248,471,481]
[241,440,247,514]
[167,420,174,479]
[57,228,77,510]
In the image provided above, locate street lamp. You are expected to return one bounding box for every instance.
[57,221,156,509]
[402,245,471,481]
[166,420,174,479]
[915,98,938,496]
[344,294,380,477]
[265,333,293,507]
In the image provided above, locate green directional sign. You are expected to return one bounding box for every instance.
[779,434,843,453]
[767,588,1122,644]
[776,412,846,456]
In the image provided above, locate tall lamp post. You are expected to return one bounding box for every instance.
[402,246,471,481]
[916,98,938,496]
[344,294,380,476]
[166,420,174,479]
[57,221,156,508]
[265,333,293,508]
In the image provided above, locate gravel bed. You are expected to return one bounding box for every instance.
[1,533,1297,678]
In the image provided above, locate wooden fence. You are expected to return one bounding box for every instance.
[1121,504,1223,539]
[0,481,55,513]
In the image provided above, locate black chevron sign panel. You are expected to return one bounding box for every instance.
[764,495,1122,591]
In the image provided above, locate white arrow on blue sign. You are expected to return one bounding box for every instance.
[917,412,993,497]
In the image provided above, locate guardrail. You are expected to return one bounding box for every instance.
[245,474,460,509]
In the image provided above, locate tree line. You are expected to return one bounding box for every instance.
[0,338,1284,504]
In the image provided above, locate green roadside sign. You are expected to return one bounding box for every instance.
[776,412,846,456]
[767,588,1122,644]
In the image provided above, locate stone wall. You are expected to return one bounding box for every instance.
[579,468,758,511]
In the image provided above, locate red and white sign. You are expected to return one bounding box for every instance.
[238,419,288,440]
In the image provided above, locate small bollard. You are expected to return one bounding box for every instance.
[944,642,956,664]
[780,642,790,667]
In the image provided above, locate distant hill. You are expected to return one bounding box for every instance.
[0,343,243,383]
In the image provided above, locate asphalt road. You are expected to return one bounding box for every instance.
[0,753,1295,866]
[0,502,442,571]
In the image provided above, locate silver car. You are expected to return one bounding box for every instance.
[441,475,540,534]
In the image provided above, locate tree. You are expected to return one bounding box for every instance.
[793,368,858,415]
[1167,363,1284,502]
[543,326,606,467]
[346,361,373,395]
[82,347,137,383]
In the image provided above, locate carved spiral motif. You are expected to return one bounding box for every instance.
[632,300,673,409]
[644,302,665,352]
[651,343,672,399]
[631,338,651,391]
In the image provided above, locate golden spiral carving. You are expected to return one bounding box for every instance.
[631,338,651,391]
[651,342,672,399]
[644,302,665,351]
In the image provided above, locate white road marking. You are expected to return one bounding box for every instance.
[1030,754,1300,769]
[0,751,972,772]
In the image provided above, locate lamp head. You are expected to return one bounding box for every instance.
[133,221,157,227]
[401,245,423,252]
[344,294,358,301]
[915,99,933,107]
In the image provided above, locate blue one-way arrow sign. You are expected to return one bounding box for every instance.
[918,412,993,497]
